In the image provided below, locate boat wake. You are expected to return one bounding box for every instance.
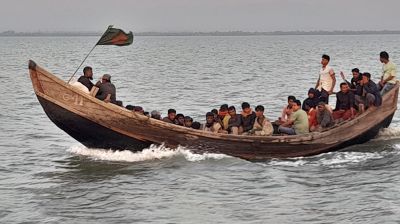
[267,148,400,168]
[376,126,400,140]
[67,144,230,162]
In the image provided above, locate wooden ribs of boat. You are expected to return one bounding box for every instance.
[28,60,399,161]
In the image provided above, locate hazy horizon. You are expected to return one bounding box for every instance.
[1,0,400,33]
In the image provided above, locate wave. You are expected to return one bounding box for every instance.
[376,126,400,140]
[67,144,230,162]
[267,149,400,168]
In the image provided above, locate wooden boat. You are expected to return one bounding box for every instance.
[29,60,399,161]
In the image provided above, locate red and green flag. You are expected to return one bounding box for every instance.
[96,25,133,46]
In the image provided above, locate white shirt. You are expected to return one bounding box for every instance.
[317,65,335,91]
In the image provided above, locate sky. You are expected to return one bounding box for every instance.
[1,0,400,33]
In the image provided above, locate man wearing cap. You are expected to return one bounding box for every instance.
[95,74,116,104]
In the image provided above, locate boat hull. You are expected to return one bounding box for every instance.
[28,60,399,161]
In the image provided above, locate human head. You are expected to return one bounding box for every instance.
[83,66,93,80]
[167,109,176,121]
[101,74,111,83]
[288,95,296,104]
[308,88,316,98]
[340,82,349,93]
[176,113,185,125]
[351,68,360,79]
[134,106,144,114]
[125,104,135,111]
[184,116,193,127]
[380,51,389,63]
[317,101,326,112]
[362,72,371,84]
[228,106,236,116]
[206,112,215,124]
[321,54,330,66]
[191,121,201,129]
[292,100,301,111]
[241,102,251,114]
[219,104,229,112]
[255,105,265,117]
[151,110,161,120]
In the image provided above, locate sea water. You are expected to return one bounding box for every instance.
[1,35,400,223]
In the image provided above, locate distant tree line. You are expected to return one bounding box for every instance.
[2,30,400,37]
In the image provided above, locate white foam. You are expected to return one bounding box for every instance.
[377,126,400,140]
[67,144,230,162]
[266,151,384,168]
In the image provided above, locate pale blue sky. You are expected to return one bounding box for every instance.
[1,0,400,32]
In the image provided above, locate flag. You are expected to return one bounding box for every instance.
[96,25,133,46]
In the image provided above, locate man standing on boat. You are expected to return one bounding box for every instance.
[77,66,94,91]
[378,51,397,95]
[315,54,336,103]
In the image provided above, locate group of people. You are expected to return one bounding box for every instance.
[277,51,396,135]
[74,51,396,136]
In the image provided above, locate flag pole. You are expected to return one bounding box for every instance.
[67,44,97,83]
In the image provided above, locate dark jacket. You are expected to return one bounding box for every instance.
[228,114,242,129]
[362,80,382,106]
[96,82,116,103]
[302,97,319,111]
[241,111,256,132]
[77,76,94,91]
[334,91,355,111]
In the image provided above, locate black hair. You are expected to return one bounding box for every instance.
[211,109,218,115]
[191,121,201,129]
[206,112,214,117]
[255,105,264,111]
[184,116,193,122]
[380,51,389,60]
[340,82,348,88]
[241,102,250,109]
[167,109,176,114]
[219,104,229,111]
[362,72,371,79]
[288,95,296,101]
[125,105,135,110]
[294,100,301,106]
[83,66,92,74]
[228,106,236,111]
[322,54,330,61]
[176,113,184,119]
[351,68,359,73]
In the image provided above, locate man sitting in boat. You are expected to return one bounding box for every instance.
[162,109,176,124]
[95,74,116,104]
[278,100,309,135]
[278,95,296,124]
[77,66,94,91]
[218,104,231,131]
[227,106,242,135]
[313,101,334,131]
[378,51,397,95]
[150,110,161,120]
[332,82,356,121]
[355,72,382,113]
[248,105,273,136]
[241,102,256,134]
[184,116,193,128]
[315,54,336,103]
[203,112,223,133]
[340,68,362,94]
[175,114,185,126]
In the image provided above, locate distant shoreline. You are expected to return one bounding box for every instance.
[2,30,400,37]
